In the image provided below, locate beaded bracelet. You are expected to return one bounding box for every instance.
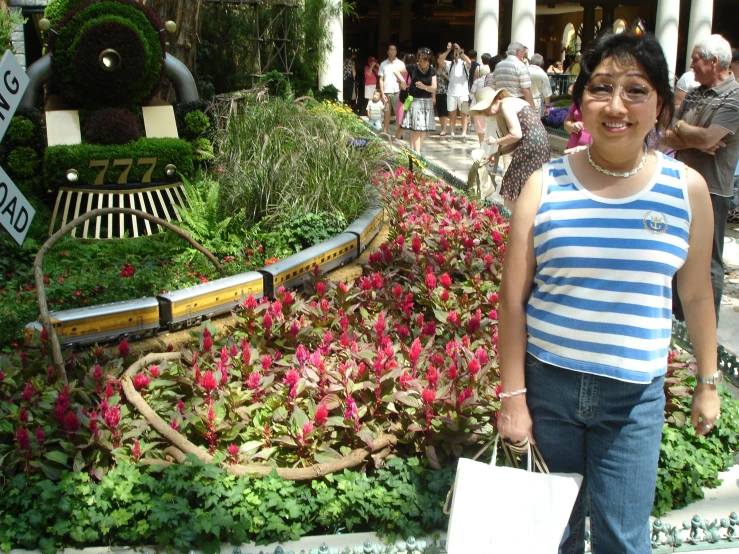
[498,388,527,400]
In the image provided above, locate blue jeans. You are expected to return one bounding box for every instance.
[525,354,665,554]
[369,119,383,130]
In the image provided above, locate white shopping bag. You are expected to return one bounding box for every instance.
[445,436,583,554]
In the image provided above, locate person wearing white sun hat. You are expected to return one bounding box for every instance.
[468,86,550,212]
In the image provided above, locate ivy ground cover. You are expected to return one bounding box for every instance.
[1,169,739,552]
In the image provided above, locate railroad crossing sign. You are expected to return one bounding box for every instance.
[0,49,34,245]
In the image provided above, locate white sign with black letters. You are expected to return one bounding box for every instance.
[0,165,35,245]
[0,49,30,142]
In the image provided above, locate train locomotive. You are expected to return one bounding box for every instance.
[24,207,384,347]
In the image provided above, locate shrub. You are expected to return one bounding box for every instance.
[43,0,86,30]
[49,1,165,108]
[6,147,39,179]
[175,101,216,140]
[258,70,292,99]
[0,9,26,53]
[192,137,215,162]
[184,110,211,138]
[5,117,35,145]
[82,107,142,145]
[44,138,194,187]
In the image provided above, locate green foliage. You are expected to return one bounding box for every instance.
[175,178,241,258]
[184,111,211,138]
[274,211,348,253]
[217,97,385,225]
[653,353,739,516]
[44,138,194,187]
[43,0,87,30]
[6,147,39,179]
[0,9,26,53]
[258,70,292,99]
[175,102,216,141]
[314,84,340,103]
[6,118,35,144]
[0,457,454,552]
[192,137,215,162]
[49,1,165,108]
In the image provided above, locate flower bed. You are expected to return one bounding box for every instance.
[1,169,739,552]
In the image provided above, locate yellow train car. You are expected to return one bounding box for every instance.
[344,207,384,253]
[157,271,264,330]
[24,298,160,346]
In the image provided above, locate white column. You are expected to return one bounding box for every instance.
[474,0,499,56]
[655,0,680,86]
[685,0,714,72]
[319,0,343,100]
[510,0,536,54]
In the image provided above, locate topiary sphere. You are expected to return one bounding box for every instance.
[82,108,142,145]
[49,0,165,108]
[44,0,88,31]
[184,110,211,138]
[6,117,36,145]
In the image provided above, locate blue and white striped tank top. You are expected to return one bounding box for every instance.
[526,152,691,383]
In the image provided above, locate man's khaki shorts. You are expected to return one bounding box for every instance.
[383,92,400,113]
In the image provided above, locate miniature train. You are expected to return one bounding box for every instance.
[24,207,384,347]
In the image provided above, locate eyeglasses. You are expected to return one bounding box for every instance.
[585,83,654,103]
[421,48,432,55]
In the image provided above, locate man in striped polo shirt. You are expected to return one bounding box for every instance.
[493,42,535,109]
[662,34,739,322]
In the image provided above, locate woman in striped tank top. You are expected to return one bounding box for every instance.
[497,33,720,553]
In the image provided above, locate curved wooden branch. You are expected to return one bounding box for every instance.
[123,353,400,480]
[34,208,225,378]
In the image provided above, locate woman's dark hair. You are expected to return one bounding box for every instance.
[572,32,674,127]
[489,54,504,72]
[416,47,433,64]
[403,53,416,65]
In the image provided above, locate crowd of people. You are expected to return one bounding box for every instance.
[351,30,739,554]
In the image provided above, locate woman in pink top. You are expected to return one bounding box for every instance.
[363,57,379,115]
[563,104,592,152]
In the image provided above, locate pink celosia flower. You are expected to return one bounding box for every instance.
[283,369,299,387]
[475,347,489,365]
[104,405,120,429]
[35,425,45,446]
[409,338,422,365]
[16,427,30,451]
[263,312,273,331]
[440,273,452,288]
[317,282,326,297]
[399,372,412,389]
[422,388,436,404]
[314,403,328,426]
[412,235,422,255]
[446,311,460,325]
[247,371,261,390]
[132,440,141,461]
[200,371,218,392]
[468,358,481,380]
[261,354,273,370]
[177,400,185,414]
[426,366,439,388]
[425,272,437,290]
[133,373,150,390]
[202,329,213,352]
[208,406,215,422]
[441,289,449,302]
[296,344,310,364]
[302,421,314,437]
[118,339,130,358]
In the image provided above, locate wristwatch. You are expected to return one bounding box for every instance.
[674,119,684,136]
[697,370,723,386]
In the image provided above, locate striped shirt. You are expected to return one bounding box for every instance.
[526,152,691,383]
[493,55,531,98]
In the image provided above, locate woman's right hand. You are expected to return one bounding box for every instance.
[571,121,584,133]
[497,396,535,444]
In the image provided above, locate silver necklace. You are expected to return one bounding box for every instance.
[587,145,648,178]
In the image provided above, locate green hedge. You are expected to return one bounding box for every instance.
[44,138,195,187]
[0,457,454,554]
[50,1,164,108]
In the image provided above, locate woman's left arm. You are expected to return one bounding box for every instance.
[492,102,523,146]
[394,69,408,89]
[677,167,720,436]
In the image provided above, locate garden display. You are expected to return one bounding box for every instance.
[2,165,739,553]
[1,0,216,239]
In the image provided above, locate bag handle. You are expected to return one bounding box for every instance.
[443,434,550,515]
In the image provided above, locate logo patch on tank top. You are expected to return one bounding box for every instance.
[643,211,668,234]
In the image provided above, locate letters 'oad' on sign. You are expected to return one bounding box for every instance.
[0,165,35,245]
[0,49,30,142]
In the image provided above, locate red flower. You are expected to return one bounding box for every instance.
[228,443,239,462]
[421,388,436,404]
[446,311,460,325]
[409,338,422,365]
[489,292,499,303]
[492,231,503,245]
[475,347,489,365]
[457,387,473,409]
[104,405,120,429]
[132,439,141,461]
[468,309,482,333]
[283,369,300,387]
[263,312,273,331]
[148,365,160,378]
[118,339,130,358]
[412,235,422,255]
[317,282,326,297]
[202,329,213,352]
[200,370,218,392]
[314,403,328,426]
[208,406,216,421]
[247,371,261,389]
[468,358,481,379]
[396,235,405,247]
[302,420,314,437]
[393,283,402,299]
[440,273,452,288]
[399,372,412,388]
[177,400,185,414]
[426,366,439,388]
[120,263,135,278]
[35,425,45,446]
[441,289,450,302]
[15,427,30,451]
[425,272,437,290]
[170,419,179,431]
[133,373,150,390]
[261,354,273,370]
